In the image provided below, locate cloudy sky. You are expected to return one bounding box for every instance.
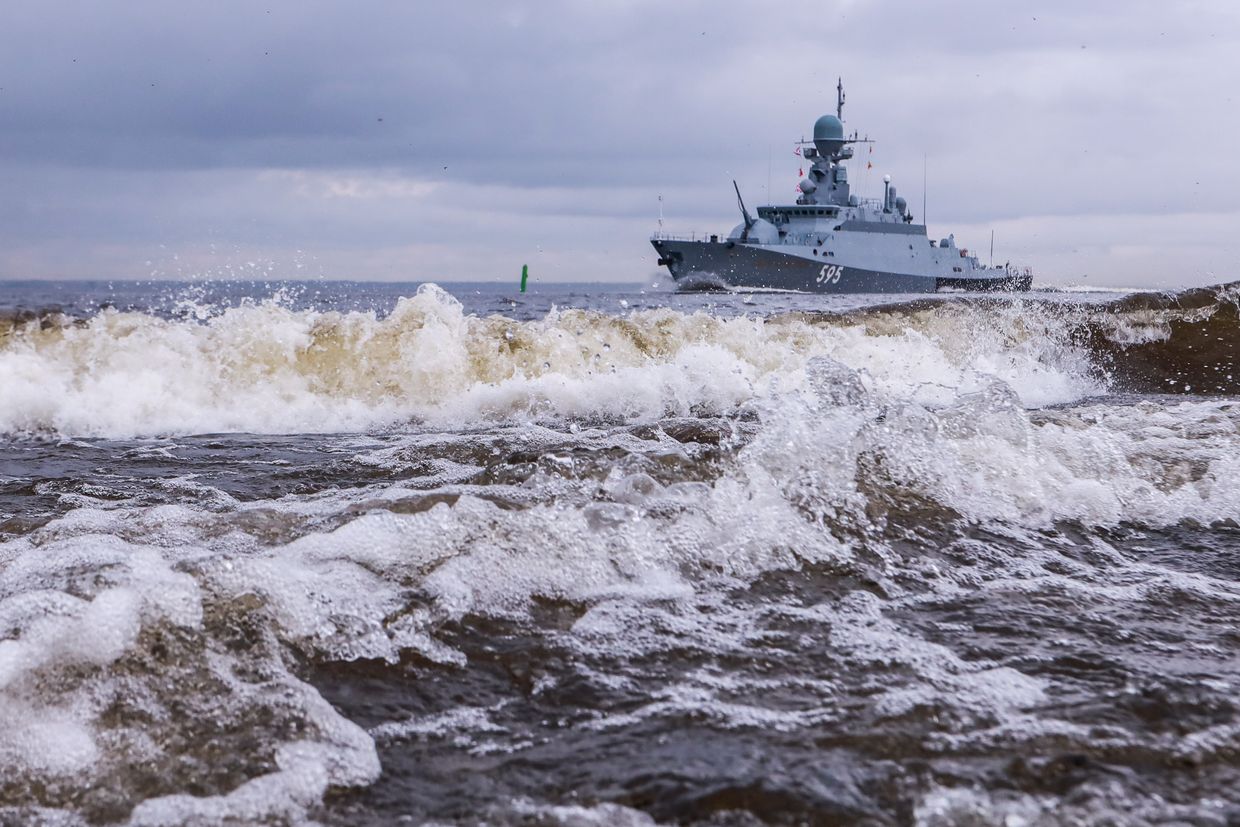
[1,0,1237,287]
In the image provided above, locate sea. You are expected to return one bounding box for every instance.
[1,277,1239,826]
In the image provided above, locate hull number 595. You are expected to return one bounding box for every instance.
[817,264,843,285]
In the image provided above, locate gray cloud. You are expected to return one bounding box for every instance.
[1,0,1238,285]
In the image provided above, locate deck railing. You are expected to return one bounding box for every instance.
[651,231,737,243]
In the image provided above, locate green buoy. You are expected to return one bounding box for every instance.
[520,264,529,293]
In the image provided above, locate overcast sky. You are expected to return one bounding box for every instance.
[1,0,1237,287]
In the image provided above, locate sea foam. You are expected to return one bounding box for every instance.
[0,284,1099,438]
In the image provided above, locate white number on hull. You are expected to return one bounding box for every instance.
[817,264,843,285]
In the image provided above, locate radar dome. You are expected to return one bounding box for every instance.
[812,114,845,155]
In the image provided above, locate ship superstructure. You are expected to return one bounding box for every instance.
[651,81,1032,293]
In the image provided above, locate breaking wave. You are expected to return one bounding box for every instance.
[10,281,1236,438]
[3,280,1240,823]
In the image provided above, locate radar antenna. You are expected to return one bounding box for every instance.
[837,78,845,120]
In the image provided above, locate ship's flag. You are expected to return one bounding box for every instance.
[794,146,802,156]
[798,167,804,177]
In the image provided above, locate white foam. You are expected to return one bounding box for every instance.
[128,739,376,827]
[5,292,1240,820]
[0,526,378,824]
[502,799,659,826]
[0,285,1100,438]
[745,364,1240,529]
[5,387,1240,820]
[914,782,1235,827]
[371,705,504,741]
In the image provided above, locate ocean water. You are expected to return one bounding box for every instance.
[2,278,1240,825]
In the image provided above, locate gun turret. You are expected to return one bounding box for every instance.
[733,180,755,240]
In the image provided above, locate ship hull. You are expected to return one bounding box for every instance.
[651,238,1031,293]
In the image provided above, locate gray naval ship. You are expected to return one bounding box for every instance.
[652,81,1032,293]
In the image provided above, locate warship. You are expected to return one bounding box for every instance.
[651,81,1032,293]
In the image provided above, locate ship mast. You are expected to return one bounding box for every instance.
[836,78,845,120]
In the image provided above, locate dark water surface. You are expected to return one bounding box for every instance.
[2,279,1240,825]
